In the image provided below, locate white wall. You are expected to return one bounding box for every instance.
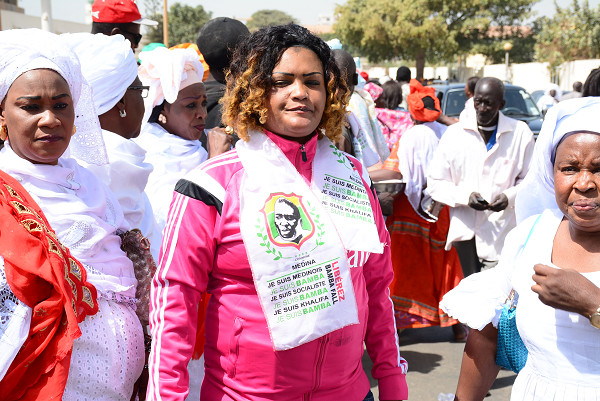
[511,62,551,93]
[483,60,600,93]
[1,9,90,33]
[484,62,550,93]
[558,59,600,91]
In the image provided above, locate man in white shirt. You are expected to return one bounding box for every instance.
[427,77,535,276]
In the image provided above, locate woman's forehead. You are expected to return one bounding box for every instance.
[9,68,69,94]
[554,132,600,159]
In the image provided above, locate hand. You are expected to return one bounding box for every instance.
[207,127,233,158]
[468,192,489,211]
[488,193,508,212]
[377,191,397,217]
[532,264,600,317]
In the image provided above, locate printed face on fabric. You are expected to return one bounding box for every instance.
[161,82,207,141]
[0,69,75,165]
[274,198,303,244]
[473,80,505,127]
[554,132,600,232]
[264,46,326,138]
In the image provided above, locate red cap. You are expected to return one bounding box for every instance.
[91,0,158,26]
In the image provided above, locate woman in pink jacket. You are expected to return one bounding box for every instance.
[148,24,408,401]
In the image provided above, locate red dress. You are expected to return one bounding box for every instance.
[384,140,463,329]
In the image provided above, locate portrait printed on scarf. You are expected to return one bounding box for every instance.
[262,193,315,249]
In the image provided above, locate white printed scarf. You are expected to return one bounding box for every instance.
[237,132,383,350]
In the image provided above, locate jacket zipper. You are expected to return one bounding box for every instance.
[304,335,329,399]
[300,144,307,162]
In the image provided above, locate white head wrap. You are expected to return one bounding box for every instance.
[138,47,204,123]
[62,33,138,115]
[0,28,107,165]
[544,83,562,101]
[515,97,600,222]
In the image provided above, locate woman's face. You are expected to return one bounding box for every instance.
[554,132,600,232]
[0,69,74,165]
[121,76,146,139]
[161,82,207,141]
[264,46,326,139]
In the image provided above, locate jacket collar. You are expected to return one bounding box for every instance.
[264,130,319,166]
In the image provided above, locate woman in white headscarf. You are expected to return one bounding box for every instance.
[440,97,600,400]
[135,47,208,238]
[0,29,145,400]
[63,32,160,258]
[64,35,160,330]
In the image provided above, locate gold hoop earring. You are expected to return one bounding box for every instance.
[158,114,167,124]
[0,126,7,141]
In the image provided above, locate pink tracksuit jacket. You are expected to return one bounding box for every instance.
[148,131,408,401]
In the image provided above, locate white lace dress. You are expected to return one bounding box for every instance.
[0,256,31,381]
[0,144,144,400]
[441,208,600,400]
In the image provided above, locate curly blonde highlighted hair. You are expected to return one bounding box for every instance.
[221,24,349,142]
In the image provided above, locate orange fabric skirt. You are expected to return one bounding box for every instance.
[386,193,463,329]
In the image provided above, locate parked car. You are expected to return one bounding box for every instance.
[430,83,544,136]
[530,89,544,105]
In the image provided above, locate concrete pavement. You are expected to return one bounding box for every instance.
[364,325,516,400]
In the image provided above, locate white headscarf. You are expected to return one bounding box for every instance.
[544,83,562,101]
[515,97,600,222]
[0,28,107,165]
[138,47,204,123]
[62,33,138,115]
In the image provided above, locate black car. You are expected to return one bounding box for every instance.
[430,83,544,136]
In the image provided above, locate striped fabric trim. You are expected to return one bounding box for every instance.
[391,295,457,324]
[149,193,189,401]
[384,286,408,373]
[388,221,446,250]
[200,150,240,172]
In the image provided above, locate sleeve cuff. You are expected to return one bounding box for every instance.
[378,374,408,400]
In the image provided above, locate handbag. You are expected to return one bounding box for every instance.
[118,228,157,328]
[494,213,542,373]
[495,289,527,372]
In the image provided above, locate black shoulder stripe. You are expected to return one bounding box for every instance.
[370,182,376,197]
[175,178,223,215]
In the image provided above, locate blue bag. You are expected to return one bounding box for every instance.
[495,290,527,372]
[494,214,541,373]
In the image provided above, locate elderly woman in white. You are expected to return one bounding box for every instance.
[0,29,144,400]
[135,47,208,238]
[441,97,600,400]
[63,32,160,261]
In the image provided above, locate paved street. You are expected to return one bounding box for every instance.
[364,326,516,400]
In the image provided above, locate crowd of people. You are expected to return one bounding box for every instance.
[0,0,599,400]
